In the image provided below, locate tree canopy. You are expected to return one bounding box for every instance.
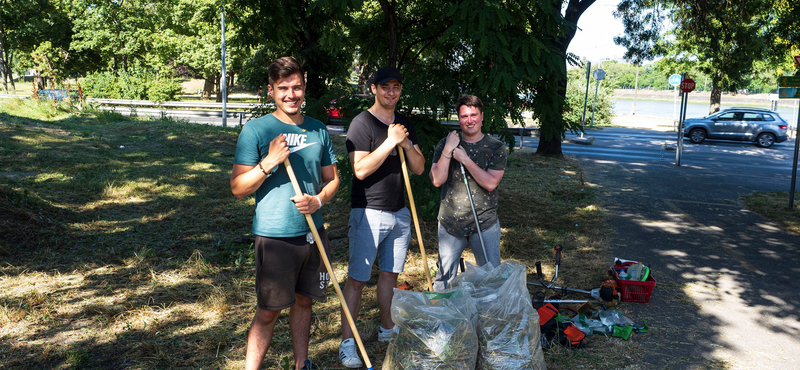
[615,0,797,113]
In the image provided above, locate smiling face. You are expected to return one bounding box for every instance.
[268,73,305,120]
[458,105,484,140]
[371,79,402,110]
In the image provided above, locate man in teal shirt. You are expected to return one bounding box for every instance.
[231,56,339,370]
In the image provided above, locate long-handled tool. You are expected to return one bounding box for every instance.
[459,163,489,264]
[283,159,373,370]
[397,146,434,292]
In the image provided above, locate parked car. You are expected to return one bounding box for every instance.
[325,94,370,125]
[682,107,788,148]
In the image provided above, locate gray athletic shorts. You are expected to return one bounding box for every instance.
[347,207,411,282]
[254,227,331,311]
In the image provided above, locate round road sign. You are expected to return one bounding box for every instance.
[680,78,696,93]
[669,74,681,86]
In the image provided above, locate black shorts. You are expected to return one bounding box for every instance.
[254,227,332,311]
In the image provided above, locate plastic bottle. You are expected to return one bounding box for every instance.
[618,271,629,280]
[626,263,645,281]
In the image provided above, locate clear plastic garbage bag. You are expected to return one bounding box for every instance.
[450,261,547,370]
[598,310,635,328]
[383,286,479,370]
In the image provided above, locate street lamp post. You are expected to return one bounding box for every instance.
[220,0,227,128]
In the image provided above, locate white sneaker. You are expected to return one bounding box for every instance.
[378,327,392,343]
[339,338,363,368]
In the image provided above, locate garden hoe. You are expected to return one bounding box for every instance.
[398,145,434,292]
[283,159,374,370]
[459,163,489,264]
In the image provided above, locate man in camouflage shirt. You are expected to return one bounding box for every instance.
[429,95,508,291]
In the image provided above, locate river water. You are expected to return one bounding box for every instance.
[614,98,800,125]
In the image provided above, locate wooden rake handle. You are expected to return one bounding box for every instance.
[282,159,373,370]
[397,146,434,292]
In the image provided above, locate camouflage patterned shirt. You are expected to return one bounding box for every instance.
[433,135,507,237]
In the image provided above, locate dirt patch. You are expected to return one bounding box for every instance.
[181,79,206,94]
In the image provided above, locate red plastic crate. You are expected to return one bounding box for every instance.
[610,264,657,303]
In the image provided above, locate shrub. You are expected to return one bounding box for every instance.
[565,68,614,128]
[83,70,183,101]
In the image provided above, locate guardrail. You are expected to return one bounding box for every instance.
[0,95,266,111]
[0,93,30,99]
[86,98,267,110]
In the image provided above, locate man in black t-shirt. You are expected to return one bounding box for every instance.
[338,66,425,368]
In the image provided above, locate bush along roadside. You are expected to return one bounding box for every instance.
[82,69,183,102]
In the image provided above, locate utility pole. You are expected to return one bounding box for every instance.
[220,0,228,128]
[581,61,591,137]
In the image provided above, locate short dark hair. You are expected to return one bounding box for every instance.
[268,57,304,86]
[456,95,483,115]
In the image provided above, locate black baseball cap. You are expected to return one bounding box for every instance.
[372,66,403,86]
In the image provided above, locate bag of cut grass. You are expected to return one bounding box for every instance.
[450,261,546,370]
[382,286,479,370]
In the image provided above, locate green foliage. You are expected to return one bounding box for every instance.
[654,0,772,108]
[613,0,666,65]
[82,70,182,101]
[597,61,674,90]
[235,0,358,99]
[334,94,372,129]
[68,0,173,73]
[406,113,450,220]
[765,0,800,71]
[347,0,565,149]
[565,67,614,128]
[1,0,79,88]
[30,41,69,83]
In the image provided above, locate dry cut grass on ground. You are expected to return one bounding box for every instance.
[1,98,656,369]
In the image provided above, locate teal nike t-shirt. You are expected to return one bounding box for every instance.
[233,114,337,237]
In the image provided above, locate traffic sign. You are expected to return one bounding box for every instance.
[779,76,800,87]
[795,56,800,69]
[593,69,606,80]
[669,74,681,86]
[779,88,800,99]
[680,78,696,93]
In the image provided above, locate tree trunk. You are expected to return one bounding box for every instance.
[202,75,214,100]
[535,0,596,157]
[709,86,721,114]
[709,71,723,114]
[35,72,46,91]
[378,0,399,68]
[0,16,7,93]
[0,64,6,93]
[8,51,15,93]
[215,74,222,103]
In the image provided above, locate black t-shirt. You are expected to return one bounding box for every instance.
[346,111,418,211]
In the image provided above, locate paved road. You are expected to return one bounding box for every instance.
[522,128,800,369]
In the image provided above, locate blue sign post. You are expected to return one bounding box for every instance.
[669,74,681,130]
[668,74,681,86]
